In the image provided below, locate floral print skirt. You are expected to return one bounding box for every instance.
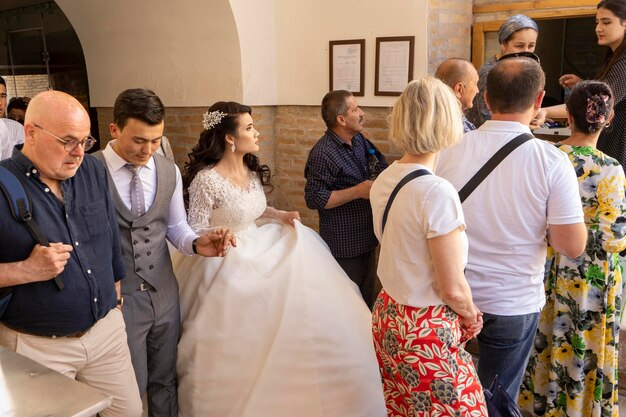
[372,290,487,417]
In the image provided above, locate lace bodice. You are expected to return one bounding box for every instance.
[187,168,267,234]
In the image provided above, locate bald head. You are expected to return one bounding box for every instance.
[435,58,473,87]
[25,90,89,127]
[435,58,479,111]
[22,91,92,184]
[486,57,545,115]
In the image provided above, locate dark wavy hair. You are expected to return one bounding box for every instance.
[596,0,626,80]
[183,101,273,206]
[566,80,614,134]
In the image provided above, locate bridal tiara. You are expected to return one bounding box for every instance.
[202,110,228,130]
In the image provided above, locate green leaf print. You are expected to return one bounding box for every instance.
[556,391,568,410]
[572,146,596,156]
[594,377,602,401]
[585,264,605,288]
[571,334,586,358]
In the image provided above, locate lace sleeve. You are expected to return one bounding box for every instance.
[187,169,216,235]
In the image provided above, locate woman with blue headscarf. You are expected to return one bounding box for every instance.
[466,14,539,128]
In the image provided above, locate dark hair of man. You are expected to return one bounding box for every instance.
[113,88,165,129]
[596,0,626,80]
[182,101,273,207]
[486,58,545,114]
[566,80,614,133]
[7,96,29,112]
[321,90,353,129]
[0,77,6,88]
[435,58,471,88]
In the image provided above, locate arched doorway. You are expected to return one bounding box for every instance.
[0,1,96,145]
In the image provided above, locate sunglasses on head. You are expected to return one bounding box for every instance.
[498,51,541,63]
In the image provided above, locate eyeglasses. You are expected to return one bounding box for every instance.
[34,123,97,152]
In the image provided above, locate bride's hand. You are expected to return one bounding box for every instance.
[196,227,237,257]
[280,210,301,226]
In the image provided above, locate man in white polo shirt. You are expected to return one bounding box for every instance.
[436,57,587,399]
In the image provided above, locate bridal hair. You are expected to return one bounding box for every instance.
[566,80,614,134]
[183,101,273,206]
[389,77,463,154]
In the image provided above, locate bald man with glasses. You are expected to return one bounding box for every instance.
[0,90,143,416]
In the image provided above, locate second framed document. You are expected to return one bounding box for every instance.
[375,36,415,96]
[329,39,365,96]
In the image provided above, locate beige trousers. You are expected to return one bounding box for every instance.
[0,308,143,417]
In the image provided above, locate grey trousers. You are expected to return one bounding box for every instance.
[123,285,180,417]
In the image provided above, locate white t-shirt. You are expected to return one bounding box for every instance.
[370,162,467,308]
[0,118,25,160]
[436,120,584,315]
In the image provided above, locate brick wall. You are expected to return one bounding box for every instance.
[4,74,49,99]
[428,0,474,74]
[95,104,401,229]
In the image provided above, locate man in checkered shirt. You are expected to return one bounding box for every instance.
[304,90,388,309]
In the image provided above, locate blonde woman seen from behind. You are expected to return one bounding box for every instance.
[370,77,487,417]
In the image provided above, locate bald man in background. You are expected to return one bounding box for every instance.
[0,91,142,416]
[435,58,480,132]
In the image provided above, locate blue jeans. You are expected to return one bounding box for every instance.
[477,312,539,400]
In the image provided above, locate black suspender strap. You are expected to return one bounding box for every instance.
[458,133,534,203]
[382,169,431,234]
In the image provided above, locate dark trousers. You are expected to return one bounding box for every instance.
[336,249,378,309]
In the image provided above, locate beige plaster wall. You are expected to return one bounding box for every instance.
[55,0,243,107]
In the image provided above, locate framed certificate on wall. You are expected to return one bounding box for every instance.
[329,39,365,96]
[375,36,414,96]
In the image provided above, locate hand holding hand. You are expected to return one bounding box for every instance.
[22,242,73,282]
[196,227,237,257]
[460,306,483,340]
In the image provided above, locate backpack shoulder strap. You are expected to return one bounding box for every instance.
[0,165,32,222]
[0,165,63,290]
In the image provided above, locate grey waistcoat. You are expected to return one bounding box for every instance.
[93,152,177,294]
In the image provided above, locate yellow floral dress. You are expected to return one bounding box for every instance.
[519,144,626,417]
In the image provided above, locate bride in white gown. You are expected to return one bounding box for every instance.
[173,101,386,417]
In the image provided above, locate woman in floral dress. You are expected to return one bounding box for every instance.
[370,78,487,417]
[519,81,626,417]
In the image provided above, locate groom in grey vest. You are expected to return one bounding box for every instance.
[94,88,234,417]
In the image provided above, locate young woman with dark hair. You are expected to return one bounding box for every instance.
[540,0,626,169]
[173,101,385,417]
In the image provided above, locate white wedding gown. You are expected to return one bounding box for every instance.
[173,168,386,417]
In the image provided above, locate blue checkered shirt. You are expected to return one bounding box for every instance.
[304,129,388,258]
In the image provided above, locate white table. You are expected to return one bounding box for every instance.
[0,346,113,417]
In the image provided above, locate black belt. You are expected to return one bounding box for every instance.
[3,322,90,338]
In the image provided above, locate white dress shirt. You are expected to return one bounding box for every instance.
[102,141,197,255]
[0,118,25,160]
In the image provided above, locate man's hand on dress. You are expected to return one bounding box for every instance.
[196,227,237,257]
[21,242,73,282]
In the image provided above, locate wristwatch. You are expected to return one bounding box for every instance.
[192,237,199,254]
[117,297,124,307]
